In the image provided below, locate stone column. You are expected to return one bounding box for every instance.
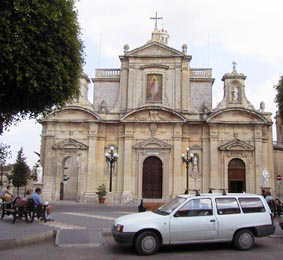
[118,61,129,112]
[172,123,183,196]
[122,124,134,192]
[84,123,98,200]
[209,126,220,189]
[181,61,189,111]
[254,126,263,193]
[175,65,181,111]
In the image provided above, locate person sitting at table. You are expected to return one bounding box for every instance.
[31,188,54,221]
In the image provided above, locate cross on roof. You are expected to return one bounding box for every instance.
[150,11,163,30]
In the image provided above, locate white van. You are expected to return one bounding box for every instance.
[112,193,275,255]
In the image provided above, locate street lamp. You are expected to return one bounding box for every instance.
[182,147,195,194]
[105,146,119,192]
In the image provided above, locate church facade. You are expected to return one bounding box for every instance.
[39,27,275,203]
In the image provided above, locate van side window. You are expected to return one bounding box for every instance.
[239,198,266,213]
[175,198,213,217]
[216,198,241,215]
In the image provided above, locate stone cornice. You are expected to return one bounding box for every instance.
[140,64,169,70]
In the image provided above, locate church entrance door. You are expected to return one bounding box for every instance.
[228,158,246,193]
[142,156,162,198]
[61,156,79,200]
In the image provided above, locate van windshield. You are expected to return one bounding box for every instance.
[153,197,186,215]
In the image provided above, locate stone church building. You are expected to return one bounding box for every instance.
[39,26,276,203]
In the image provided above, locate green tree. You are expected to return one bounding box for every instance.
[0,143,11,186]
[275,76,283,116]
[0,0,84,134]
[11,148,30,195]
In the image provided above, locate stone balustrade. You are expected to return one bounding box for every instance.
[95,69,120,78]
[190,68,212,79]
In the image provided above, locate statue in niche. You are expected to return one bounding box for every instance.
[231,86,239,102]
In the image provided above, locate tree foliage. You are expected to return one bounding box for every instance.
[0,143,11,165]
[0,0,84,134]
[275,76,283,117]
[11,148,30,190]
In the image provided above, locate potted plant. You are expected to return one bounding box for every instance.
[96,184,107,204]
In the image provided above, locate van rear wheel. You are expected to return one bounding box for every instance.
[233,229,255,250]
[135,231,160,255]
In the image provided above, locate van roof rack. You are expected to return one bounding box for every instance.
[188,189,200,196]
[208,188,227,195]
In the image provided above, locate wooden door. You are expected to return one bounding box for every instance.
[142,156,162,198]
[228,158,246,193]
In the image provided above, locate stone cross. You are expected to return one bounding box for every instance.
[232,61,237,73]
[150,11,163,30]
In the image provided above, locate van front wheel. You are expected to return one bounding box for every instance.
[135,231,160,255]
[233,229,255,250]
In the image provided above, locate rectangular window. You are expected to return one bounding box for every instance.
[216,198,241,215]
[175,198,213,217]
[239,198,266,213]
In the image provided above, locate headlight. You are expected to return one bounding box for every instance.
[115,224,124,232]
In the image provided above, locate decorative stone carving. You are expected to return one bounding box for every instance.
[262,169,270,187]
[182,44,188,54]
[133,138,172,150]
[123,44,130,54]
[122,108,185,122]
[52,138,88,150]
[218,138,254,151]
[259,101,265,113]
[149,123,158,137]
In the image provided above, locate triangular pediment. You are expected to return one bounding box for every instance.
[218,138,254,151]
[53,138,88,150]
[121,107,186,122]
[133,138,172,149]
[126,41,186,57]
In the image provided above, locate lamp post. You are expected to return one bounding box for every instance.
[105,146,119,192]
[182,147,195,194]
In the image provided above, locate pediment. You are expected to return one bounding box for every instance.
[218,138,254,151]
[133,138,172,149]
[207,108,268,124]
[126,42,186,57]
[44,106,100,121]
[121,107,186,122]
[53,138,88,150]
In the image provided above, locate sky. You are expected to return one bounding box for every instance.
[1,0,283,167]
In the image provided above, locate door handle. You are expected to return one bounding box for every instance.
[210,219,216,222]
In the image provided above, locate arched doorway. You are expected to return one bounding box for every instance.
[142,156,163,198]
[228,158,246,193]
[60,156,79,200]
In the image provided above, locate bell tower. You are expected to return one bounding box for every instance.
[216,62,254,110]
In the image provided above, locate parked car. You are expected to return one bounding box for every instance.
[112,193,275,255]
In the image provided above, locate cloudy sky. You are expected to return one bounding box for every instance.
[1,0,283,167]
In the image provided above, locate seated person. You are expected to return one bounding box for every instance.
[31,188,54,221]
[1,185,14,201]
